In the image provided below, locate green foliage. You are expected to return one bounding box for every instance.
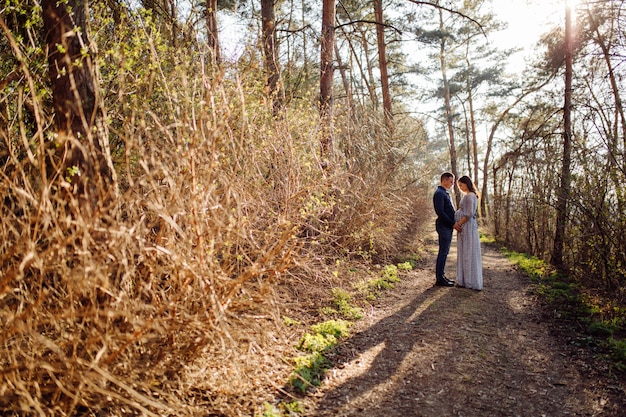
[297,332,337,353]
[506,250,584,314]
[349,262,409,303]
[289,260,411,394]
[502,249,556,280]
[324,288,364,320]
[283,316,302,327]
[587,320,619,337]
[504,248,626,372]
[363,263,403,295]
[262,403,282,417]
[368,276,393,291]
[261,400,303,417]
[291,320,351,393]
[283,400,303,414]
[381,264,401,283]
[290,352,327,393]
[297,319,351,353]
[65,165,80,182]
[606,338,626,371]
[310,319,351,339]
[397,261,414,271]
[536,280,582,309]
[479,231,496,244]
[262,400,303,417]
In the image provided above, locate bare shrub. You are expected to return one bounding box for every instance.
[0,8,433,416]
[0,42,312,417]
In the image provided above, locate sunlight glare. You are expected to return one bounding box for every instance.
[566,0,580,11]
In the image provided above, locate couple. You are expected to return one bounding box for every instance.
[433,172,483,290]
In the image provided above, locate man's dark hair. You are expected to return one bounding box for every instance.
[441,172,454,181]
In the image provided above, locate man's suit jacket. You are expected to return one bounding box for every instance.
[433,185,455,228]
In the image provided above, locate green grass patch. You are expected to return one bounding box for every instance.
[282,316,302,327]
[355,263,405,300]
[290,319,352,393]
[381,264,402,283]
[501,249,556,280]
[325,262,409,318]
[321,288,364,319]
[310,319,351,339]
[607,337,626,371]
[479,230,497,244]
[290,351,327,393]
[396,256,418,270]
[261,401,303,417]
[503,248,626,371]
[291,261,411,393]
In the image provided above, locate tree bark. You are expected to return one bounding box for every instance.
[320,0,335,167]
[42,0,113,208]
[552,3,573,270]
[374,0,393,132]
[586,6,626,213]
[438,9,458,198]
[262,0,281,112]
[206,0,221,65]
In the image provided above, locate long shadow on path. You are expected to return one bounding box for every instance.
[306,245,624,417]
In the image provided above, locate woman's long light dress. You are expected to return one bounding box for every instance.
[455,193,483,290]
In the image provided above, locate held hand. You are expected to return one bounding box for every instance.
[454,222,462,232]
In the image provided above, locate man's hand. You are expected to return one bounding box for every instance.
[454,222,463,232]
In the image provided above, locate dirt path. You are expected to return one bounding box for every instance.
[300,234,626,416]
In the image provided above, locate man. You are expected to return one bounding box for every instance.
[433,172,461,287]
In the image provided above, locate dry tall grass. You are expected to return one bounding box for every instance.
[0,10,433,416]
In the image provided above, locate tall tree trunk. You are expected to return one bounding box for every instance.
[374,0,393,132]
[262,0,281,112]
[460,47,479,189]
[359,26,378,107]
[206,0,221,65]
[492,165,500,236]
[552,3,574,270]
[42,0,113,209]
[335,21,366,110]
[320,0,335,167]
[467,81,478,188]
[480,75,554,218]
[334,43,353,116]
[586,7,626,212]
[438,9,458,198]
[461,101,471,175]
[301,0,310,82]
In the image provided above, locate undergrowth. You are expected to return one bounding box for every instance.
[287,260,413,398]
[503,249,626,372]
[0,4,432,416]
[290,319,352,393]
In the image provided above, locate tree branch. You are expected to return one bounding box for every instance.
[335,19,403,35]
[405,0,487,38]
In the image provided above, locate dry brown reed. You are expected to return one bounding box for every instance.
[0,11,432,416]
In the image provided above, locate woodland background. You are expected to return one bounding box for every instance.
[0,0,625,415]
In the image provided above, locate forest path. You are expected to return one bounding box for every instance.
[300,233,626,416]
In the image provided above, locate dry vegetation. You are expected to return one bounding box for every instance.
[0,13,435,415]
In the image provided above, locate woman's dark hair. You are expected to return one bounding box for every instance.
[458,175,479,197]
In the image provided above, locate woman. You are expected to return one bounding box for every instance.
[454,176,483,290]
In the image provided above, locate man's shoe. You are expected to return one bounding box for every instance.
[435,279,454,287]
[440,275,455,284]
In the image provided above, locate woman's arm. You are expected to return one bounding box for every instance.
[455,194,477,228]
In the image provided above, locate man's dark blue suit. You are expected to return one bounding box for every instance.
[433,185,455,282]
